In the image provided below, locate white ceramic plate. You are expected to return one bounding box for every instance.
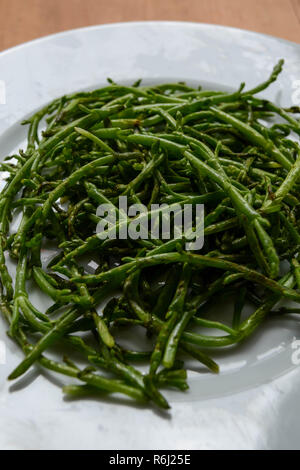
[0,21,300,450]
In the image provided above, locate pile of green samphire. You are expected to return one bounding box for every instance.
[0,60,300,409]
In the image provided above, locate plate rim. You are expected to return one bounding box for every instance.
[0,20,299,59]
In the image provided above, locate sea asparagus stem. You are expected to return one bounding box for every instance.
[41,155,116,219]
[242,59,284,97]
[8,308,82,380]
[77,371,147,402]
[184,146,279,277]
[149,264,191,376]
[263,152,300,209]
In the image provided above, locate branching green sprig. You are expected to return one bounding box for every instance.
[1,60,300,410]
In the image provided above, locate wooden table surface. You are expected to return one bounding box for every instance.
[0,0,299,51]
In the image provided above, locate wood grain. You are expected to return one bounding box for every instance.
[0,0,299,51]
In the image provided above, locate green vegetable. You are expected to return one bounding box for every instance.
[1,60,300,410]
